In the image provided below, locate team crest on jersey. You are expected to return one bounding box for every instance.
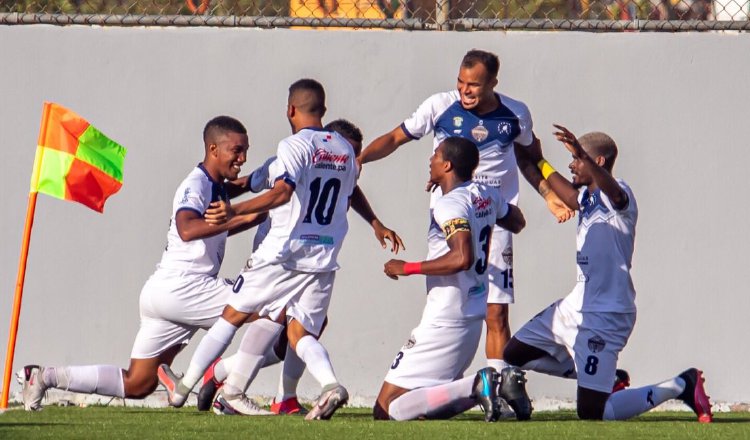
[502,247,513,266]
[453,116,463,128]
[587,336,606,353]
[471,123,489,142]
[498,121,512,136]
[442,218,470,238]
[404,335,416,350]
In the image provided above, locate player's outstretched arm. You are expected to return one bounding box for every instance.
[228,178,295,216]
[384,229,472,280]
[553,124,628,210]
[515,136,575,223]
[496,204,526,234]
[351,185,405,253]
[175,203,264,241]
[358,126,412,166]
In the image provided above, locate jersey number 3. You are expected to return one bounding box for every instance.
[303,177,341,225]
[475,225,492,274]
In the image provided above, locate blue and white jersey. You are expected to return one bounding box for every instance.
[401,90,534,205]
[251,128,358,273]
[157,164,229,277]
[564,179,638,313]
[421,181,510,326]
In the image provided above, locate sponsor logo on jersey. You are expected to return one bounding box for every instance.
[587,335,606,353]
[471,195,492,211]
[498,121,512,135]
[471,124,489,142]
[180,187,191,204]
[577,252,589,265]
[454,129,462,134]
[453,116,463,127]
[404,335,416,349]
[300,234,334,245]
[313,148,350,171]
[468,282,487,297]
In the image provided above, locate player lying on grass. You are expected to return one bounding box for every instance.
[21,116,267,411]
[503,125,713,422]
[158,79,399,419]
[195,119,404,415]
[373,136,531,422]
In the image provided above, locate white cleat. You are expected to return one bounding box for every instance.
[157,364,189,408]
[212,389,274,416]
[305,384,349,420]
[20,365,47,411]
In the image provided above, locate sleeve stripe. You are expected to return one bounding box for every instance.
[176,207,203,217]
[274,172,297,191]
[400,122,420,141]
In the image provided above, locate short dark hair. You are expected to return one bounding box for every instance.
[203,116,246,144]
[324,119,363,144]
[579,132,619,171]
[289,78,326,117]
[461,49,500,80]
[440,136,479,181]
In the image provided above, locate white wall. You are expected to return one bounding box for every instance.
[1,26,749,407]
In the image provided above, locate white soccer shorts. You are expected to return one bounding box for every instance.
[384,319,483,390]
[227,260,334,337]
[131,270,233,359]
[487,226,514,304]
[514,298,636,393]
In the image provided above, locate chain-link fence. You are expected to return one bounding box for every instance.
[1,0,749,29]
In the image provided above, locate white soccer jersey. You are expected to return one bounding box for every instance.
[564,179,638,313]
[402,90,534,205]
[251,128,358,272]
[157,165,228,277]
[420,181,510,326]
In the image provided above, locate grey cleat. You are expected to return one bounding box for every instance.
[212,389,274,416]
[20,365,47,411]
[498,366,533,421]
[305,383,349,420]
[156,364,189,408]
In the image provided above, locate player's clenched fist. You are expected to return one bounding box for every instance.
[384,259,407,280]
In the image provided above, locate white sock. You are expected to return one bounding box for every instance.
[213,338,281,384]
[389,376,476,421]
[276,342,306,402]
[261,341,283,368]
[46,365,125,398]
[487,359,510,372]
[603,377,686,420]
[294,335,337,388]
[223,320,283,397]
[521,356,577,379]
[181,318,238,391]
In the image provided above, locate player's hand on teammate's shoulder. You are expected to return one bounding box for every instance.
[372,220,406,254]
[384,259,407,280]
[204,200,234,225]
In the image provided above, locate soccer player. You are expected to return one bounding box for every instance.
[20,116,266,411]
[158,79,364,419]
[358,50,573,408]
[373,136,528,422]
[194,119,404,415]
[503,125,713,422]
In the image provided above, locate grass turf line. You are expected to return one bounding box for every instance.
[1,407,748,439]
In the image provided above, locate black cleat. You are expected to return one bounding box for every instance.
[471,367,500,422]
[498,366,533,421]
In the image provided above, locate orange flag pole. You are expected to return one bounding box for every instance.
[1,103,50,409]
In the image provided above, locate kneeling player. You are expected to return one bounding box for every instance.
[503,125,713,422]
[373,137,529,422]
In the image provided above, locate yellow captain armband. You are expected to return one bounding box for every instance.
[537,159,557,180]
[442,218,470,239]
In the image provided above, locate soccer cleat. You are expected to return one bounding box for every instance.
[305,384,349,420]
[271,396,309,415]
[157,364,188,408]
[677,368,713,423]
[197,359,223,412]
[212,389,273,416]
[471,367,501,422]
[20,365,47,411]
[612,369,630,393]
[498,366,533,421]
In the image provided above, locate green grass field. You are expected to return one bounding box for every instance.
[2,407,749,439]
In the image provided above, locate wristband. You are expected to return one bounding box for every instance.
[537,159,557,180]
[403,262,423,275]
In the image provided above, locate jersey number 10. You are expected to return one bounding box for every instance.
[303,177,341,225]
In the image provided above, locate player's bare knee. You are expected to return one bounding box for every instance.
[123,374,158,399]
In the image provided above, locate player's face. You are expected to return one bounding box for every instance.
[429,145,447,183]
[214,132,249,180]
[456,63,498,112]
[568,156,591,188]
